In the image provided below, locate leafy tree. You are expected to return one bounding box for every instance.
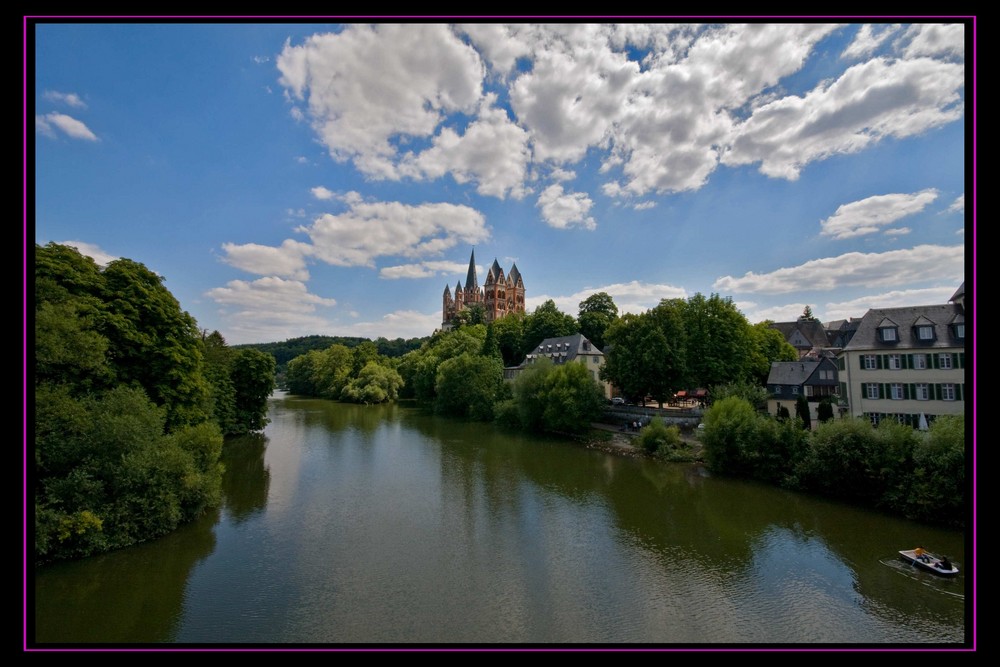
[799,305,819,322]
[681,293,754,389]
[230,349,276,433]
[908,415,964,527]
[202,331,237,435]
[600,313,646,403]
[492,312,526,367]
[578,292,618,351]
[539,361,607,434]
[402,325,487,403]
[601,302,685,406]
[510,357,556,431]
[434,352,503,420]
[816,398,834,423]
[711,381,769,411]
[747,321,798,384]
[776,404,791,421]
[795,394,812,430]
[341,361,404,404]
[797,418,883,503]
[636,417,684,457]
[481,322,502,363]
[451,302,487,328]
[753,416,810,485]
[700,396,759,475]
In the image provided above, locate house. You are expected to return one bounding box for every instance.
[836,287,966,428]
[766,358,840,425]
[770,318,836,359]
[504,333,611,398]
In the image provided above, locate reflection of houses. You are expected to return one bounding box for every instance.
[836,284,966,428]
[503,333,611,398]
[766,358,840,425]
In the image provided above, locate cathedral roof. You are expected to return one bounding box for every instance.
[465,250,479,291]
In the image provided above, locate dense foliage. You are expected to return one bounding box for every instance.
[699,396,966,528]
[34,243,276,563]
[285,343,403,404]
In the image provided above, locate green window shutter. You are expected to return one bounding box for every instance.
[840,382,847,396]
[906,354,913,369]
[959,352,965,369]
[957,384,963,401]
[909,383,915,399]
[878,384,885,399]
[952,353,959,369]
[932,354,939,369]
[934,384,942,401]
[877,355,884,369]
[859,355,865,369]
[903,384,910,399]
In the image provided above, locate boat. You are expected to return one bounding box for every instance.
[899,548,959,576]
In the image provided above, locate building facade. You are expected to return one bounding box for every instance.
[442,250,525,329]
[837,285,966,428]
[505,333,611,398]
[766,358,840,425]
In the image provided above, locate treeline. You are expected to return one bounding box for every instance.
[34,243,275,563]
[238,334,427,369]
[700,397,966,528]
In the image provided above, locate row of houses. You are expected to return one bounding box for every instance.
[766,283,967,428]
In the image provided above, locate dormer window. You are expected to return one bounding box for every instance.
[953,323,965,340]
[916,325,934,341]
[879,326,898,342]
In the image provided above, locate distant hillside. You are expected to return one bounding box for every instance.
[235,334,429,368]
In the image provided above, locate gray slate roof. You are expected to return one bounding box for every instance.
[842,303,965,351]
[767,361,821,385]
[526,333,603,363]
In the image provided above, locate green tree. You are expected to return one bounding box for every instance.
[434,352,503,420]
[795,394,812,430]
[540,361,607,434]
[578,292,618,352]
[907,415,965,527]
[700,396,759,475]
[681,293,754,389]
[492,312,526,366]
[799,305,819,322]
[230,349,276,433]
[747,321,798,384]
[816,398,834,423]
[341,361,404,404]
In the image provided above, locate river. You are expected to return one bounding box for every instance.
[32,391,969,646]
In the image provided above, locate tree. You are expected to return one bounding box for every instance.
[341,361,404,404]
[229,349,276,433]
[700,396,760,475]
[799,305,819,322]
[747,321,798,384]
[578,292,618,352]
[492,311,526,366]
[795,394,812,430]
[681,293,755,389]
[816,398,834,423]
[434,352,503,420]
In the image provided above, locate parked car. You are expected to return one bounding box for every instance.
[611,397,625,405]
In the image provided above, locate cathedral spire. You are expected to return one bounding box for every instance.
[465,249,479,292]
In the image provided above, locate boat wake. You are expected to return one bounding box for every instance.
[880,557,965,600]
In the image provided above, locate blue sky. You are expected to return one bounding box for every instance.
[31,21,970,345]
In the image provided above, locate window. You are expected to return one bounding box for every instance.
[939,353,953,369]
[888,354,902,370]
[915,383,930,401]
[913,354,928,370]
[864,355,877,370]
[791,387,799,395]
[917,325,934,340]
[890,383,904,400]
[881,327,897,342]
[866,383,879,400]
[941,384,956,401]
[954,323,965,339]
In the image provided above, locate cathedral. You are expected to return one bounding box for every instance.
[442,250,525,329]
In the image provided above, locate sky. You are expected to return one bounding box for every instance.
[30,20,972,345]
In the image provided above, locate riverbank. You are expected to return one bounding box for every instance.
[583,422,704,462]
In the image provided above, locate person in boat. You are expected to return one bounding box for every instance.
[938,557,953,570]
[914,547,929,562]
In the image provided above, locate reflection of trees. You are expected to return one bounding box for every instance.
[282,395,398,441]
[33,509,218,643]
[221,433,270,522]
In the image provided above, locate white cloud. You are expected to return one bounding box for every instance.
[536,184,596,230]
[841,24,901,60]
[527,280,687,317]
[298,200,489,267]
[884,227,911,236]
[295,156,309,164]
[820,189,939,239]
[43,90,87,108]
[346,309,443,339]
[713,244,965,294]
[220,239,312,279]
[723,56,964,180]
[899,23,965,59]
[205,276,338,344]
[57,240,117,266]
[277,25,483,179]
[401,95,531,199]
[311,186,335,200]
[822,285,964,320]
[548,167,577,182]
[36,112,98,141]
[379,260,470,280]
[948,194,965,214]
[744,302,816,324]
[633,201,657,210]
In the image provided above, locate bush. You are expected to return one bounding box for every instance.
[636,417,682,455]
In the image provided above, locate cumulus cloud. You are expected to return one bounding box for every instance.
[298,200,489,267]
[820,189,939,239]
[400,95,531,199]
[884,227,911,236]
[56,240,117,266]
[221,239,313,279]
[311,186,335,200]
[379,260,470,280]
[277,24,483,179]
[841,24,901,60]
[35,112,98,141]
[899,23,965,59]
[536,184,596,230]
[42,90,87,108]
[723,56,964,179]
[204,276,339,343]
[713,244,964,294]
[633,201,657,210]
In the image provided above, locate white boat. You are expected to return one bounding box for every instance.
[899,548,959,576]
